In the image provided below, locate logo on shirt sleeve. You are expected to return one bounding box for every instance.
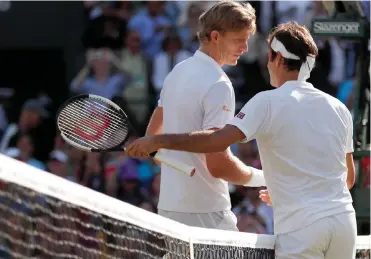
[236,112,245,119]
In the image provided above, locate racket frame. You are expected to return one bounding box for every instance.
[57,94,195,177]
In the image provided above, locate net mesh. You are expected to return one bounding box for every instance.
[0,154,369,259]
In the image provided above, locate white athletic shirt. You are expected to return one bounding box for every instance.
[157,50,235,213]
[230,81,355,234]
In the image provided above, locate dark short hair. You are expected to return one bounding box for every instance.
[267,22,319,72]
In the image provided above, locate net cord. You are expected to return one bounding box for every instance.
[0,154,368,253]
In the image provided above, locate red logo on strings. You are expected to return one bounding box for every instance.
[73,114,111,141]
[236,112,245,119]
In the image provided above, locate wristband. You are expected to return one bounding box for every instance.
[243,167,266,187]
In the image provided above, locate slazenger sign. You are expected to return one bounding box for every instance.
[313,22,360,34]
[312,19,365,38]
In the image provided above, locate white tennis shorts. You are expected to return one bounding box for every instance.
[275,212,357,259]
[158,209,238,231]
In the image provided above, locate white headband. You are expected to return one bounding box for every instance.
[270,37,315,81]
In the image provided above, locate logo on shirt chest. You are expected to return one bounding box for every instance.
[222,105,232,112]
[236,112,245,119]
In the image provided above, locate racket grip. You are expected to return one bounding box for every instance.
[150,151,196,177]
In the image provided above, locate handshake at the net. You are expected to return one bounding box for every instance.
[125,136,273,207]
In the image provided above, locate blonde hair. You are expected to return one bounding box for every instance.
[197,1,256,43]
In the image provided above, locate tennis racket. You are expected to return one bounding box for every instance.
[56,94,196,177]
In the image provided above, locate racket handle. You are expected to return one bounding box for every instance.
[150,151,196,177]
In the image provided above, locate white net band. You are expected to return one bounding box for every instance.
[0,154,369,259]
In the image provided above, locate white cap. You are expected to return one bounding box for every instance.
[50,150,68,163]
[270,37,316,81]
[4,147,20,158]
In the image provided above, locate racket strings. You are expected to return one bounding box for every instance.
[58,98,129,150]
[59,103,126,149]
[60,100,124,137]
[62,99,127,139]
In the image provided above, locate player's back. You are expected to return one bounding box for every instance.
[256,81,354,234]
[158,51,234,213]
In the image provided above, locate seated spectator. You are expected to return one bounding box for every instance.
[337,78,356,110]
[116,161,149,207]
[82,1,133,49]
[137,158,158,187]
[0,99,49,161]
[236,141,261,168]
[233,187,274,234]
[4,135,45,170]
[70,48,127,100]
[235,207,266,234]
[77,153,107,194]
[139,201,156,213]
[150,172,161,209]
[66,147,85,183]
[47,150,73,181]
[17,134,46,170]
[121,30,150,125]
[152,32,192,94]
[177,2,204,53]
[127,1,172,59]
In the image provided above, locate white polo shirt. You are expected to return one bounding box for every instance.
[230,81,355,234]
[158,50,235,213]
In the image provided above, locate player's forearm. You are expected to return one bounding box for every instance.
[154,130,228,153]
[145,107,163,136]
[210,152,254,185]
[210,153,266,186]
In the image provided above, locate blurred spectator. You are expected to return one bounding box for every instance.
[236,208,266,234]
[236,141,261,169]
[66,147,85,183]
[233,187,274,234]
[152,32,192,93]
[78,153,107,194]
[82,1,133,49]
[121,30,150,125]
[150,172,161,208]
[127,1,172,59]
[47,150,73,181]
[177,3,204,53]
[0,99,49,161]
[116,159,150,207]
[361,157,370,188]
[139,201,156,213]
[337,78,356,110]
[16,134,46,170]
[70,48,127,100]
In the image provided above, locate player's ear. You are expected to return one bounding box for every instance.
[210,30,220,43]
[276,52,284,67]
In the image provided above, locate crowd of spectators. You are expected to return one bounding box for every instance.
[0,4,369,256]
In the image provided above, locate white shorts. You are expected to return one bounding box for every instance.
[158,209,238,231]
[275,212,357,259]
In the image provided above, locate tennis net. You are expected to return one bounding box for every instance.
[0,154,369,259]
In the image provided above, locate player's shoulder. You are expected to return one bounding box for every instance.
[316,88,350,112]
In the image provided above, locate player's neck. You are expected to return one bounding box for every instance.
[276,71,300,88]
[199,45,224,66]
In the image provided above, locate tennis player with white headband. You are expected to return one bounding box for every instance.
[127,21,356,259]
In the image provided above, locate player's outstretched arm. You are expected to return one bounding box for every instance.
[126,124,245,157]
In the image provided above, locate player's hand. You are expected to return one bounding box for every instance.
[125,136,160,158]
[259,189,272,206]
